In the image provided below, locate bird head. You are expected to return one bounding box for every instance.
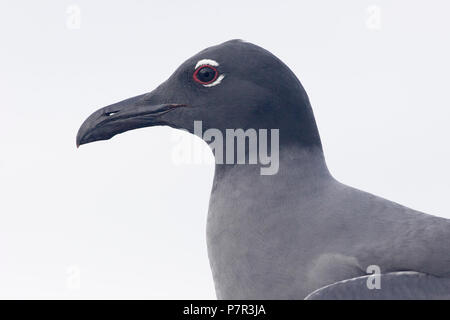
[76,40,321,149]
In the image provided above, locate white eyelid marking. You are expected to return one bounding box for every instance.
[195,59,224,87]
[195,59,219,69]
[203,74,225,87]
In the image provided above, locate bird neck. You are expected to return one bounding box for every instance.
[211,143,331,183]
[205,93,329,179]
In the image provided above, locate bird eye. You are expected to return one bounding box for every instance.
[193,65,219,85]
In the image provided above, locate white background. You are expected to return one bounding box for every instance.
[0,0,449,299]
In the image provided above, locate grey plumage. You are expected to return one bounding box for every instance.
[77,40,450,299]
[207,147,450,299]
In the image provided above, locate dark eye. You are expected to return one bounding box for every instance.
[193,65,218,84]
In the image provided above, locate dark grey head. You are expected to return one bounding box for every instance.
[76,40,322,149]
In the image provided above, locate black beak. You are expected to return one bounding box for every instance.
[76,93,185,147]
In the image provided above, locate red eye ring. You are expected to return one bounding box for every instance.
[193,65,219,85]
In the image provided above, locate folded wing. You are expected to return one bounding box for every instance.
[305,272,450,300]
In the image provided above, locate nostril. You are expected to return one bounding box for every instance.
[105,111,119,116]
